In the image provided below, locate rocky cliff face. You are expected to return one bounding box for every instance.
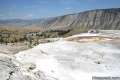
[38,8,120,31]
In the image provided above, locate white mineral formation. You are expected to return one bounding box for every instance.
[14,33,120,80]
[1,33,120,80]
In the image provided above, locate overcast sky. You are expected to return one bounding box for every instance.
[0,0,120,19]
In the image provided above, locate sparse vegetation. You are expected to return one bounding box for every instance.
[0,26,89,47]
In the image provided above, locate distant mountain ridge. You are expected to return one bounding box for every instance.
[0,8,120,32]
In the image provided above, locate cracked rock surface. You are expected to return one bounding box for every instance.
[0,54,56,80]
[0,54,32,80]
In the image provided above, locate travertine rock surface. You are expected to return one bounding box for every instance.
[1,32,120,80]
